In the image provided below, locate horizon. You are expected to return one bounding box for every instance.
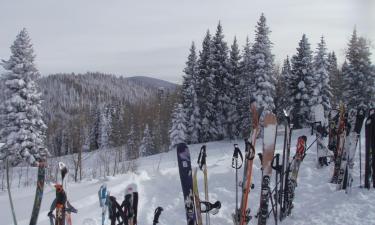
[0,0,374,84]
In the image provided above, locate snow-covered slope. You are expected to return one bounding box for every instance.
[1,128,374,225]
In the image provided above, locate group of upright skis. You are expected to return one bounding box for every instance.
[231,102,308,225]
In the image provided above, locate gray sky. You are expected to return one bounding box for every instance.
[0,0,374,83]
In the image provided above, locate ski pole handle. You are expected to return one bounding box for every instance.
[198,145,207,170]
[153,206,163,224]
[232,144,243,169]
[272,153,282,172]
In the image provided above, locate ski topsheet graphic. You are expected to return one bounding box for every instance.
[257,112,277,225]
[177,143,196,225]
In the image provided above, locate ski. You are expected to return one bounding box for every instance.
[193,167,203,225]
[365,108,375,189]
[122,183,138,225]
[257,112,277,225]
[29,161,46,225]
[177,143,196,225]
[279,110,292,221]
[342,108,366,192]
[313,104,329,168]
[98,183,109,225]
[198,145,210,225]
[331,104,346,184]
[236,101,261,225]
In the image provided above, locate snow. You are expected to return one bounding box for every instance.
[1,128,375,225]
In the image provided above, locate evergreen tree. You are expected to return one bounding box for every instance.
[188,90,200,144]
[98,105,112,149]
[169,104,187,150]
[0,28,48,166]
[343,28,374,109]
[228,37,242,138]
[290,34,314,128]
[126,123,138,160]
[210,22,230,139]
[250,13,276,112]
[327,51,342,108]
[312,36,331,116]
[275,57,291,119]
[139,124,154,157]
[182,42,199,143]
[238,37,253,138]
[196,30,217,142]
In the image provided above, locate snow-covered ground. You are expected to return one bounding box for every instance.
[1,128,375,225]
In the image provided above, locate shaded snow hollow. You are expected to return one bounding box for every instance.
[1,128,375,225]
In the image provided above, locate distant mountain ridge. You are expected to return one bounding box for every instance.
[126,76,178,90]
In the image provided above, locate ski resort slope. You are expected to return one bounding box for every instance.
[1,128,375,225]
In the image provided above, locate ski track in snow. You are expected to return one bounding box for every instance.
[1,129,375,225]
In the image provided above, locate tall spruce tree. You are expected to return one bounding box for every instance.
[343,28,374,109]
[182,42,199,143]
[0,28,48,165]
[210,22,230,139]
[238,37,253,138]
[312,36,331,116]
[327,51,342,108]
[275,56,292,119]
[228,37,242,138]
[290,34,314,128]
[250,13,276,112]
[139,124,154,157]
[197,30,217,142]
[169,104,187,150]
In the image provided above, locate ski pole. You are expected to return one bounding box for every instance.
[232,144,243,222]
[359,133,362,188]
[153,206,163,225]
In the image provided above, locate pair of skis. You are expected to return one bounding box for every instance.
[177,143,221,225]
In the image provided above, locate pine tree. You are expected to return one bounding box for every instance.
[0,28,48,166]
[196,30,217,142]
[98,105,112,150]
[169,104,187,150]
[210,22,230,139]
[290,34,314,128]
[250,13,276,112]
[127,124,138,160]
[228,37,242,139]
[312,36,331,117]
[327,51,342,108]
[238,37,253,138]
[275,57,291,119]
[139,124,154,157]
[343,28,374,109]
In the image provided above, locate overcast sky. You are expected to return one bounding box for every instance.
[0,0,374,83]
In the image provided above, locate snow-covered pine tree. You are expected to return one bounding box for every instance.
[227,37,241,139]
[238,37,253,138]
[0,28,48,165]
[0,28,48,225]
[275,57,291,119]
[196,30,217,142]
[312,36,331,117]
[250,13,276,112]
[343,28,374,109]
[98,105,112,150]
[139,124,155,157]
[290,34,314,128]
[210,22,230,139]
[127,124,138,160]
[327,51,342,108]
[182,42,200,144]
[169,104,187,150]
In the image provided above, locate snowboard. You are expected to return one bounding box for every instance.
[257,112,277,225]
[177,143,196,225]
[192,167,203,225]
[29,161,46,225]
[365,108,375,189]
[237,102,261,225]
